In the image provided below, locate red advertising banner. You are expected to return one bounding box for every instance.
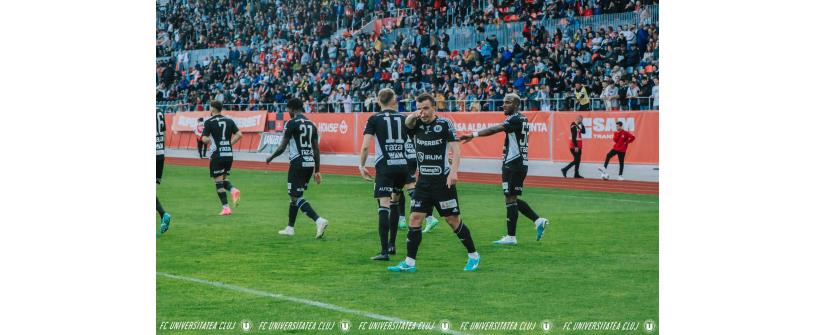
[171,110,267,133]
[552,111,659,164]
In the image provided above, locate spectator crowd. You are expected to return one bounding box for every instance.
[157,0,659,113]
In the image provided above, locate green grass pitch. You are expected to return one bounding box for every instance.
[157,164,658,334]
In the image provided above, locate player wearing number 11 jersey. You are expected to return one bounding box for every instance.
[459,93,550,245]
[202,101,243,215]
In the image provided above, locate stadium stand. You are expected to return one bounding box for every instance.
[157,0,658,113]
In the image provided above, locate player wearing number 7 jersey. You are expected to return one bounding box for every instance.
[266,98,329,239]
[202,101,243,215]
[459,93,550,244]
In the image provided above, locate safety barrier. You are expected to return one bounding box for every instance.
[165,110,658,164]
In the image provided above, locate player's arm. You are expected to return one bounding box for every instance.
[447,141,461,187]
[626,131,636,143]
[267,122,293,163]
[230,130,243,145]
[201,122,212,144]
[357,134,374,181]
[460,123,505,143]
[312,130,322,184]
[570,123,579,151]
[405,111,419,129]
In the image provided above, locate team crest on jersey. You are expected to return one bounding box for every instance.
[416,152,424,162]
[433,125,442,132]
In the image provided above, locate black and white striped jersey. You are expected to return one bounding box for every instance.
[502,112,530,167]
[363,110,408,174]
[283,114,319,168]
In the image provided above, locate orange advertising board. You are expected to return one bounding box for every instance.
[439,111,551,160]
[552,111,659,164]
[171,110,267,133]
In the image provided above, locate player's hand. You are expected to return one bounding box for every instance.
[460,134,474,143]
[575,147,580,153]
[447,171,458,187]
[265,156,274,164]
[359,166,373,181]
[314,172,322,185]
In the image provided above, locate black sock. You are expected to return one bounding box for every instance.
[406,226,422,259]
[215,182,228,206]
[397,190,406,218]
[389,203,399,245]
[156,197,165,217]
[288,200,298,227]
[298,198,320,221]
[223,180,234,191]
[378,206,390,254]
[506,202,518,236]
[517,199,540,222]
[455,222,477,253]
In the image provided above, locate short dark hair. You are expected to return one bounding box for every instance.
[378,88,396,105]
[415,92,435,105]
[287,98,304,112]
[616,121,623,126]
[197,117,204,122]
[210,101,223,112]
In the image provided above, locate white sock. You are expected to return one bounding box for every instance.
[425,216,435,222]
[399,216,405,221]
[405,257,416,266]
[223,205,229,209]
[468,252,480,259]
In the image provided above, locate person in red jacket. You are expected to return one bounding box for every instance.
[561,115,586,178]
[194,117,206,159]
[599,121,636,181]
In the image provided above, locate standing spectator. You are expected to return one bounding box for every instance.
[650,77,659,109]
[574,81,591,111]
[600,80,620,110]
[626,81,641,110]
[343,92,354,113]
[194,117,206,159]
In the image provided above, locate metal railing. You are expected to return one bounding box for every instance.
[156,97,657,114]
[383,5,658,51]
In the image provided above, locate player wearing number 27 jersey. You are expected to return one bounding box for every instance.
[459,93,550,245]
[202,101,243,215]
[266,98,329,239]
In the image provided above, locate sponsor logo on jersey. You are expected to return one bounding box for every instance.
[419,166,442,175]
[439,199,458,210]
[415,138,444,146]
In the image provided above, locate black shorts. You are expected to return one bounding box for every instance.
[406,161,417,184]
[288,165,314,197]
[502,165,528,196]
[156,156,165,184]
[411,182,461,217]
[374,170,408,198]
[209,157,233,178]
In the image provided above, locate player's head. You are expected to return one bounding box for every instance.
[616,121,623,131]
[197,117,204,122]
[502,93,521,115]
[415,93,437,123]
[210,101,223,115]
[576,115,584,123]
[377,88,397,111]
[287,98,304,117]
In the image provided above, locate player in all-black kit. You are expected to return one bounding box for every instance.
[387,93,481,272]
[156,108,171,234]
[266,98,329,239]
[201,101,243,215]
[359,88,410,261]
[397,128,441,232]
[460,93,550,244]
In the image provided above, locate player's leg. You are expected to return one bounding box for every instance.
[388,191,401,254]
[617,151,626,180]
[573,148,583,178]
[220,159,240,207]
[371,196,392,260]
[156,157,171,233]
[561,149,576,178]
[495,166,519,245]
[293,167,327,238]
[280,166,300,235]
[599,149,615,179]
[437,185,480,271]
[387,194,428,272]
[397,188,407,229]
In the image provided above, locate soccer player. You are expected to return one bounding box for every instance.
[359,88,409,261]
[560,115,586,178]
[201,101,242,215]
[460,93,550,245]
[398,128,441,232]
[194,117,206,158]
[266,98,329,238]
[156,108,171,234]
[387,93,480,272]
[598,121,636,181]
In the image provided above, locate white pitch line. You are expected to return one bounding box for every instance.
[157,272,473,335]
[546,194,658,204]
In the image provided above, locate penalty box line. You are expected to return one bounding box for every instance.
[157,272,473,335]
